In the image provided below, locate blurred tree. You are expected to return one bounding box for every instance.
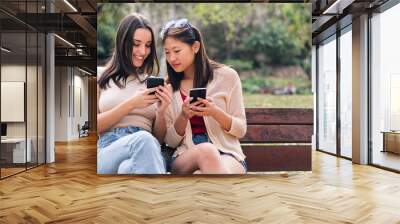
[242,4,310,73]
[97,3,311,78]
[97,3,132,60]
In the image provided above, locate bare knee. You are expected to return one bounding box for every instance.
[194,143,230,174]
[195,143,220,162]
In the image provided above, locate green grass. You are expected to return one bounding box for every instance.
[244,93,313,108]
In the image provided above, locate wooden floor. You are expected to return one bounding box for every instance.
[372,150,400,171]
[1,135,400,223]
[1,167,26,178]
[1,163,45,178]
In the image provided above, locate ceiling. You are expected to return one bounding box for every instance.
[0,0,96,75]
[1,0,395,74]
[311,0,390,44]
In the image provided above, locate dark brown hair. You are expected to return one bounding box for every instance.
[161,22,221,91]
[98,13,159,89]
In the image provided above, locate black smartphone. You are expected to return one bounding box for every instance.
[146,77,164,94]
[189,88,207,104]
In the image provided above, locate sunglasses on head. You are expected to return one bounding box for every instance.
[160,18,193,39]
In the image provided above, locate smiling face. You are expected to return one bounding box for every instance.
[131,28,152,68]
[164,37,199,73]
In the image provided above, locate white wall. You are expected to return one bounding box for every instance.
[1,63,46,164]
[1,65,26,142]
[76,71,89,139]
[1,64,40,137]
[54,67,89,141]
[55,66,69,141]
[1,65,34,138]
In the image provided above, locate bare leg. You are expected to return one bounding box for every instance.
[220,155,246,174]
[171,143,229,174]
[171,149,200,174]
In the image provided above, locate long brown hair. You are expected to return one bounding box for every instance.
[98,13,159,89]
[161,21,221,91]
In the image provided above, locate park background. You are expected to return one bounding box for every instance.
[97,3,312,108]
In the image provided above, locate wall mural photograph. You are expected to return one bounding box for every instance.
[96,3,312,175]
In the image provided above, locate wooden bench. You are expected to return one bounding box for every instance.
[162,108,313,172]
[242,108,313,172]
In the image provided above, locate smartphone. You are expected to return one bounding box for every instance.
[189,88,207,104]
[146,77,164,94]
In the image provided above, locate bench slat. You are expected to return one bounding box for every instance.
[245,108,313,125]
[241,125,313,143]
[243,145,312,171]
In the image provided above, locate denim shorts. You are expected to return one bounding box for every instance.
[98,125,144,149]
[170,133,247,173]
[97,126,166,174]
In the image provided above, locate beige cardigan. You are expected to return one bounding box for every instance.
[164,66,247,161]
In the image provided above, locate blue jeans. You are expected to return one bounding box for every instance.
[169,133,247,173]
[97,126,166,174]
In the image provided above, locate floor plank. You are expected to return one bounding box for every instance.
[372,150,400,171]
[0,135,399,223]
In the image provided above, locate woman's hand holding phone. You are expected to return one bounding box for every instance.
[181,97,194,119]
[175,95,206,137]
[191,97,219,117]
[180,97,201,119]
[130,88,159,109]
[155,84,172,113]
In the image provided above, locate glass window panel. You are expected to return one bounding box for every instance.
[340,28,352,158]
[371,3,400,171]
[317,36,337,154]
[27,31,38,169]
[0,0,46,178]
[38,32,45,165]
[1,3,27,177]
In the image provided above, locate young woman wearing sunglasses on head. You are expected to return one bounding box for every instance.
[97,13,172,174]
[161,19,247,174]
